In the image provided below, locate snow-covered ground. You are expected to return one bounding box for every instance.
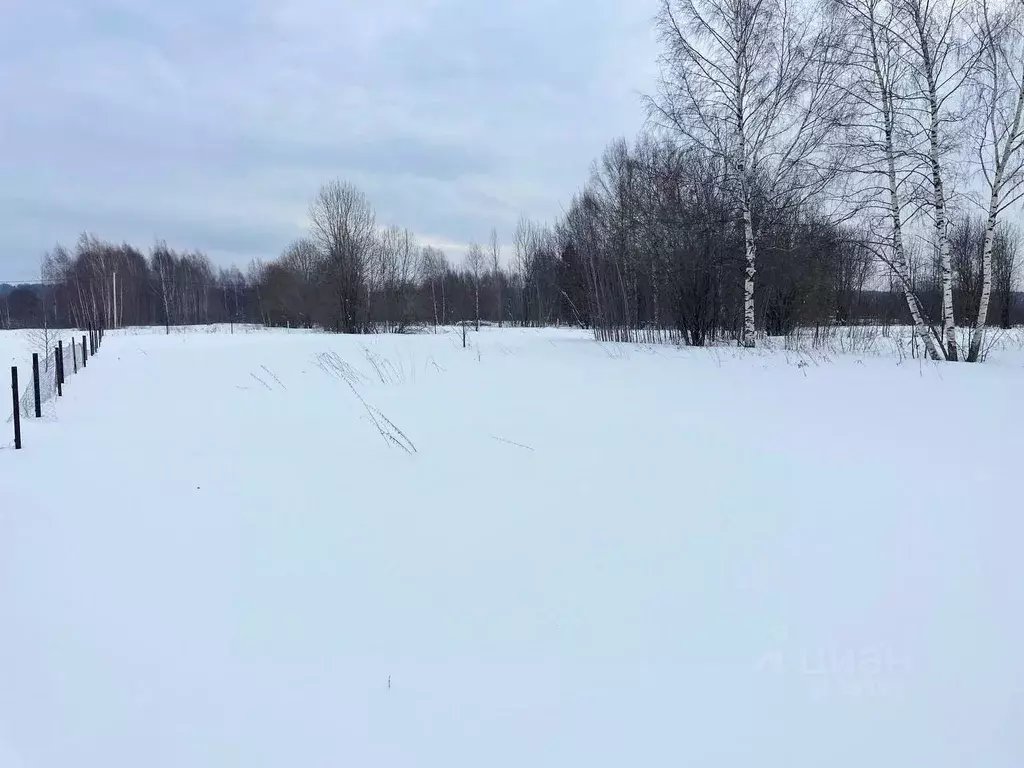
[1,325,1022,767]
[0,329,34,371]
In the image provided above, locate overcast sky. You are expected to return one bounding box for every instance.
[0,0,659,281]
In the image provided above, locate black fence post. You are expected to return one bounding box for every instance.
[58,340,65,386]
[72,337,78,374]
[32,353,41,418]
[55,347,62,397]
[82,335,88,367]
[11,367,21,450]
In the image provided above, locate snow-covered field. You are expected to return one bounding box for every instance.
[1,325,1022,767]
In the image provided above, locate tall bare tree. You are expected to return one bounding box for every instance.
[151,241,176,334]
[650,0,847,346]
[420,246,448,330]
[465,243,485,331]
[489,228,503,326]
[513,217,536,325]
[373,227,419,331]
[901,0,977,360]
[281,238,322,328]
[309,180,377,333]
[836,0,946,359]
[967,0,1024,360]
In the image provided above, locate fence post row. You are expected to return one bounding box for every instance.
[11,330,106,450]
[32,353,41,418]
[11,367,21,450]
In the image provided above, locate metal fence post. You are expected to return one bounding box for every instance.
[32,353,41,418]
[11,367,21,450]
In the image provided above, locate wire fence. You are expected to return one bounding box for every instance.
[5,327,104,450]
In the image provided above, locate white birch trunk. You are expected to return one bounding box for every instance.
[652,254,660,331]
[886,137,943,361]
[969,80,1024,361]
[969,188,1002,361]
[868,14,943,361]
[887,106,942,360]
[926,74,957,360]
[497,279,504,328]
[735,33,756,349]
[430,281,438,331]
[742,197,757,348]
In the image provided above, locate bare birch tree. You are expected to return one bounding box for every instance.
[420,246,448,330]
[151,242,176,334]
[513,217,536,325]
[650,0,847,347]
[835,0,946,359]
[967,0,1024,360]
[466,243,485,331]
[489,228,503,326]
[900,0,977,359]
[373,227,418,331]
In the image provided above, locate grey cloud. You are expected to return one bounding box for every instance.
[0,0,659,278]
[235,135,499,182]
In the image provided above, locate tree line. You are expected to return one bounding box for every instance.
[2,170,1019,344]
[1,235,250,332]
[2,0,1022,359]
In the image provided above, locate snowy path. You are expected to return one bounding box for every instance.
[2,328,1022,767]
